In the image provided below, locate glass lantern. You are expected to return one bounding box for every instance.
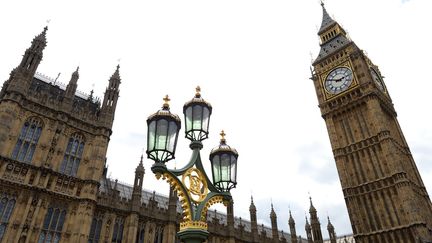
[183,86,212,141]
[209,131,238,192]
[146,95,181,163]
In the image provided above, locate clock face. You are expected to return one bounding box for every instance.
[324,67,354,94]
[370,68,385,92]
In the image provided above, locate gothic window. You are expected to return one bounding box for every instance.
[136,223,145,243]
[0,195,16,241]
[88,214,103,243]
[11,117,43,163]
[154,226,163,243]
[111,217,124,243]
[38,207,66,243]
[59,133,85,176]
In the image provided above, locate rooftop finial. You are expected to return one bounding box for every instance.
[195,85,201,97]
[163,95,170,109]
[220,130,226,143]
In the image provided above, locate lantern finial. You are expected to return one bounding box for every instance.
[220,130,226,144]
[163,95,171,109]
[195,86,201,98]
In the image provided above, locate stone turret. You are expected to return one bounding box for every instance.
[309,197,323,243]
[249,196,259,242]
[327,216,337,243]
[5,26,47,95]
[270,203,279,242]
[289,210,298,243]
[100,65,121,128]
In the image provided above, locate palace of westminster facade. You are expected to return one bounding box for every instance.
[0,3,431,243]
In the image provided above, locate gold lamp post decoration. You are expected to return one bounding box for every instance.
[146,89,238,243]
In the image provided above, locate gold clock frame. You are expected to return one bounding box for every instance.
[321,61,358,100]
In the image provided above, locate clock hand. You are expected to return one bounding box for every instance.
[329,77,344,82]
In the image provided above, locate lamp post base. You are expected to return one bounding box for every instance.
[177,228,209,243]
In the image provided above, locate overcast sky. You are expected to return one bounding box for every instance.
[1,0,432,238]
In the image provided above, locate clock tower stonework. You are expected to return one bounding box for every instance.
[310,3,432,242]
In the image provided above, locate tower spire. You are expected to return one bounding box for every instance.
[101,65,121,127]
[318,1,336,35]
[308,196,323,243]
[131,154,144,212]
[327,216,337,243]
[289,210,298,243]
[5,26,49,95]
[65,66,79,99]
[270,203,279,242]
[305,216,313,243]
[249,196,259,242]
[313,3,350,64]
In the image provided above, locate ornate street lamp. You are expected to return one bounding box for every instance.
[146,88,238,243]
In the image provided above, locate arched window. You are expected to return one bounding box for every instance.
[60,133,85,176]
[38,207,66,243]
[11,117,43,163]
[154,226,163,243]
[111,217,124,243]
[0,195,16,241]
[136,223,146,243]
[88,213,103,243]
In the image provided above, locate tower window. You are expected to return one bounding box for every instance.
[38,207,66,243]
[154,226,164,243]
[60,133,85,176]
[11,117,43,164]
[0,194,16,241]
[88,213,103,243]
[111,217,124,243]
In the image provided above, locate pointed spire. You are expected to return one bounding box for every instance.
[34,26,48,44]
[309,196,317,213]
[135,153,145,173]
[305,216,311,230]
[72,66,79,78]
[318,2,336,34]
[270,202,277,218]
[327,216,334,230]
[250,195,256,211]
[111,64,121,81]
[289,210,295,224]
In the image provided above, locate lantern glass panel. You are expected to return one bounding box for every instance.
[230,156,237,183]
[185,107,193,133]
[192,105,203,130]
[167,121,178,152]
[221,154,230,181]
[155,119,168,150]
[202,107,210,132]
[212,155,221,184]
[148,121,156,151]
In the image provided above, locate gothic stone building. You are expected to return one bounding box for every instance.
[0,27,312,243]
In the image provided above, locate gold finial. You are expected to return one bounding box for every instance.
[220,130,226,143]
[195,86,201,97]
[163,95,170,109]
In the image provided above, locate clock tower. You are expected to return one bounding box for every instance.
[310,3,432,242]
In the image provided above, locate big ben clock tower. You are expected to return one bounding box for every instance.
[311,3,432,242]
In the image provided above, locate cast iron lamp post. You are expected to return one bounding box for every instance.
[146,87,238,243]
